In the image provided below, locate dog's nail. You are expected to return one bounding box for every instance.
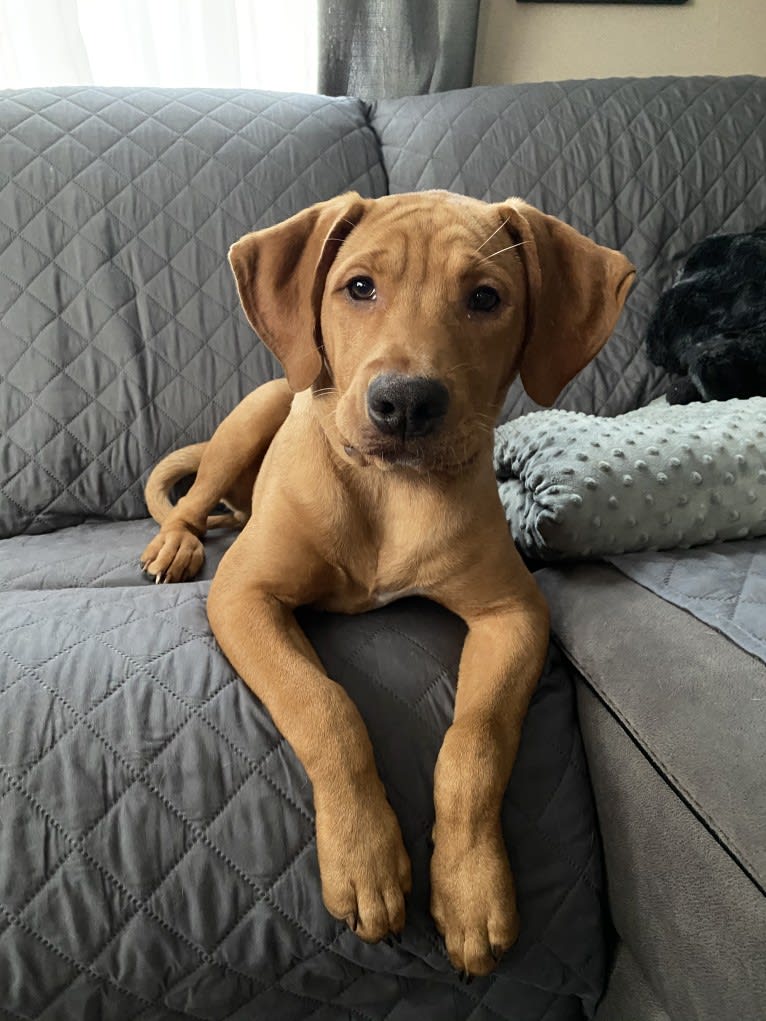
[460,971,473,985]
[490,943,504,962]
[154,572,163,585]
[345,911,359,932]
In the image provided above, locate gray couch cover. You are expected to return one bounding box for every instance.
[0,521,602,1020]
[2,76,765,1020]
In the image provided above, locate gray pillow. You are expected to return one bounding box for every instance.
[494,397,766,560]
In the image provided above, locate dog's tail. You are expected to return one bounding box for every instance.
[144,443,246,531]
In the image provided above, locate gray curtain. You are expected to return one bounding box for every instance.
[318,0,481,101]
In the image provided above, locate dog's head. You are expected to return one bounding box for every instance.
[229,191,634,474]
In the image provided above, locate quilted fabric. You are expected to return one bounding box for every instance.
[371,76,766,421]
[0,521,605,1019]
[0,86,387,539]
[494,397,766,559]
[607,538,766,666]
[0,518,235,591]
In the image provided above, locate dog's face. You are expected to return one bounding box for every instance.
[229,191,635,474]
[322,193,529,472]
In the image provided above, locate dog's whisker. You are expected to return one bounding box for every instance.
[478,240,528,263]
[476,214,511,252]
[443,362,474,378]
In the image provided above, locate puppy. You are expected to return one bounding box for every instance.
[141,191,634,975]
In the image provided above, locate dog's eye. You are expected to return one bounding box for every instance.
[347,276,376,301]
[468,286,500,312]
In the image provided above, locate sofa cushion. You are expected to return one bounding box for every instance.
[0,87,387,539]
[0,539,605,1019]
[371,76,766,420]
[536,563,766,1020]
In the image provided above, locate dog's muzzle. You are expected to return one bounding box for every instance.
[366,374,449,440]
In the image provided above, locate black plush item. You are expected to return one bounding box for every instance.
[646,227,766,403]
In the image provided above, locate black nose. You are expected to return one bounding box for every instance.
[367,374,450,439]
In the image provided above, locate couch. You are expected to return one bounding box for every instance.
[1,76,764,1020]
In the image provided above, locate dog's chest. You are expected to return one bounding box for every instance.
[316,523,441,613]
[319,576,428,613]
[313,474,463,613]
[330,530,447,613]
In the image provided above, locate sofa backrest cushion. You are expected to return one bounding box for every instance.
[371,76,766,421]
[0,87,386,537]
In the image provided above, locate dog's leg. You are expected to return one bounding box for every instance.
[207,552,412,941]
[429,563,549,976]
[141,379,292,582]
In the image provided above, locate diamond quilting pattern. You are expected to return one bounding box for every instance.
[0,87,388,539]
[608,539,766,665]
[0,518,236,590]
[371,76,766,421]
[0,568,604,1019]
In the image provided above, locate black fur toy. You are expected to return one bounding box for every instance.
[646,227,766,404]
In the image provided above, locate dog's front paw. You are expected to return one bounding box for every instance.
[315,787,412,943]
[431,824,519,976]
[140,529,204,583]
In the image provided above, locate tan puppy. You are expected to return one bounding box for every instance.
[141,191,634,976]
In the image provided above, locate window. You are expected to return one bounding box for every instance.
[0,0,318,92]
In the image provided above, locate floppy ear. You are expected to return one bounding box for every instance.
[228,193,368,392]
[499,198,636,406]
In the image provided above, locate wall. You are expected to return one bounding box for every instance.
[474,0,766,85]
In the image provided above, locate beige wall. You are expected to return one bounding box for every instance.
[474,0,766,86]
